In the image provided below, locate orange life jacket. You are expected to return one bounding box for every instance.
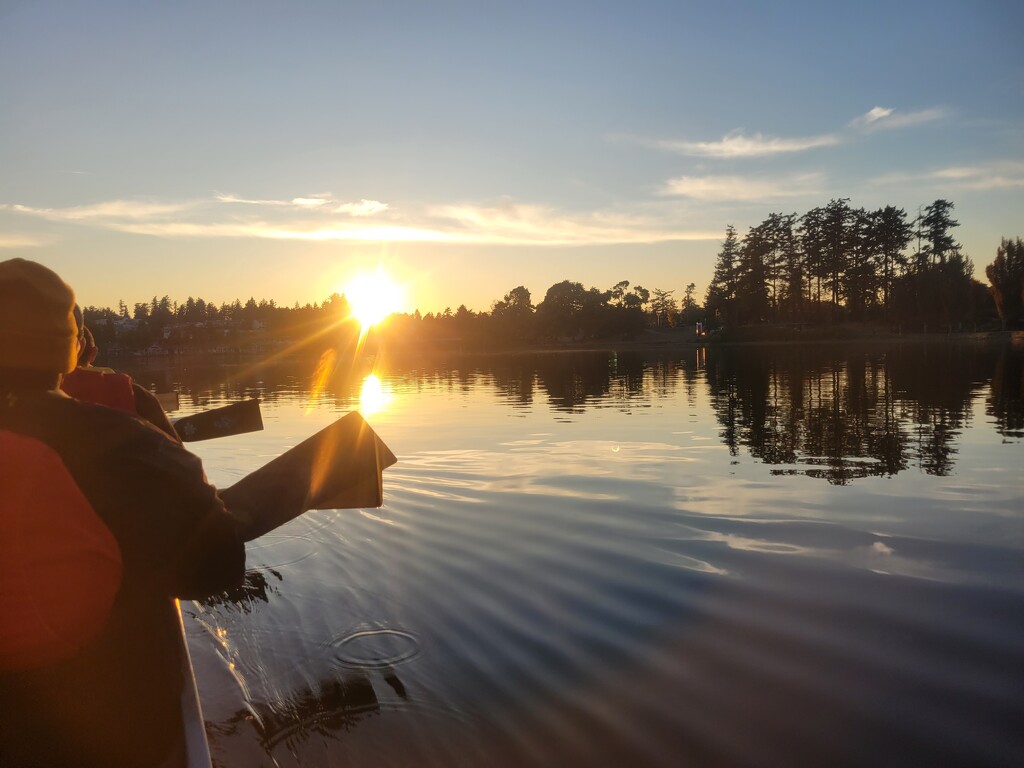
[0,431,123,672]
[60,367,137,414]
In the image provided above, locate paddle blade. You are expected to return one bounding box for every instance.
[174,399,263,442]
[219,411,396,541]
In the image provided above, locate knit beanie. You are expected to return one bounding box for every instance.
[0,259,78,374]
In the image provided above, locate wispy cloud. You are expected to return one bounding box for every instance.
[0,233,47,248]
[660,173,824,201]
[3,195,719,246]
[109,220,454,242]
[429,202,720,244]
[216,192,389,216]
[4,200,194,222]
[870,161,1024,190]
[638,105,945,160]
[335,199,389,216]
[655,131,840,158]
[849,106,946,131]
[216,193,333,208]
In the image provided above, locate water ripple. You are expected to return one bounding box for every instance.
[326,628,422,669]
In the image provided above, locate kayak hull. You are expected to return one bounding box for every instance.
[176,600,213,768]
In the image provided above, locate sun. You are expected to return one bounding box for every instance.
[344,270,404,330]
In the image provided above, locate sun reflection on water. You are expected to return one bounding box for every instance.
[359,374,392,416]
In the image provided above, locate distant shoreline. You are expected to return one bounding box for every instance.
[511,329,1023,354]
[108,328,1023,367]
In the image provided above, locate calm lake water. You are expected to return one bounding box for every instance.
[123,340,1024,768]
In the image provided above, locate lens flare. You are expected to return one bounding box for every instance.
[306,347,338,412]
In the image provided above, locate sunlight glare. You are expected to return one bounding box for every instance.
[359,374,392,416]
[345,270,404,330]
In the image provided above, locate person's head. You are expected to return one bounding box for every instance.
[71,303,97,367]
[80,325,98,367]
[0,258,78,390]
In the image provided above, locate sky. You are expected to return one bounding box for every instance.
[1,0,1022,314]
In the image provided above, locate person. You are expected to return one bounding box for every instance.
[60,305,180,440]
[0,258,246,767]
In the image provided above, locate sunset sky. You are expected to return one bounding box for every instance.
[1,0,1021,314]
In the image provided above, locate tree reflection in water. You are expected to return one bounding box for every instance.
[704,342,1024,483]
[127,339,1022,485]
[989,348,1024,439]
[503,340,1021,484]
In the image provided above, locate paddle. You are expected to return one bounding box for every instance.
[218,411,396,542]
[173,399,264,442]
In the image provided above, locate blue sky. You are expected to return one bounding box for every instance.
[1,0,1021,313]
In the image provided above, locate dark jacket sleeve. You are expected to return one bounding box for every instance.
[60,405,246,600]
[132,382,182,443]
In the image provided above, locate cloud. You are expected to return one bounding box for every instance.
[215,193,389,216]
[429,202,720,244]
[110,212,717,246]
[4,200,194,222]
[654,130,840,158]
[335,199,389,216]
[3,195,719,246]
[660,173,824,201]
[216,193,333,208]
[636,105,945,160]
[108,220,454,242]
[849,106,946,131]
[870,161,1024,190]
[855,106,894,126]
[0,233,47,248]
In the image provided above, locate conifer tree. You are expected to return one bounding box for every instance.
[986,237,1024,330]
[705,225,740,325]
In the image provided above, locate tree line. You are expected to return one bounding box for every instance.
[705,198,1022,332]
[82,198,1023,354]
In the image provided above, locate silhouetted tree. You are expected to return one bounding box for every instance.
[679,282,701,326]
[918,199,960,266]
[775,213,802,321]
[706,225,740,325]
[752,212,798,317]
[821,198,855,318]
[609,280,631,306]
[799,205,828,314]
[491,285,535,341]
[536,280,587,338]
[866,205,914,318]
[895,202,971,332]
[622,284,649,310]
[735,226,770,323]
[986,237,1024,330]
[843,207,876,321]
[650,288,676,327]
[608,282,649,337]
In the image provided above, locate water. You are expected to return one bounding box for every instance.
[124,340,1024,767]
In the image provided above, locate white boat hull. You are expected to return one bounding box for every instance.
[176,600,213,768]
